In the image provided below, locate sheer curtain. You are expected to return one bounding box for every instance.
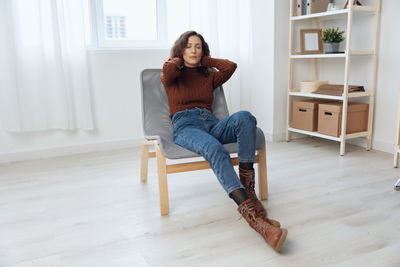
[0,0,93,132]
[167,0,253,112]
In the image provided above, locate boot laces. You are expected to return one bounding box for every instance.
[239,200,269,229]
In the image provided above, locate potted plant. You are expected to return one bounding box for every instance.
[321,27,345,53]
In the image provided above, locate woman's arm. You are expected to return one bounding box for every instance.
[201,56,237,89]
[160,57,183,87]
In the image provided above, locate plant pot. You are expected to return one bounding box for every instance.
[324,42,340,53]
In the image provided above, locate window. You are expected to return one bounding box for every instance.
[90,0,167,48]
[105,15,126,39]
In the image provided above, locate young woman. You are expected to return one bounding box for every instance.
[161,31,287,252]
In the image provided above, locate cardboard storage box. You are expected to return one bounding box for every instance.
[317,102,369,137]
[291,99,333,131]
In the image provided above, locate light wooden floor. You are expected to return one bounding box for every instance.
[0,138,399,267]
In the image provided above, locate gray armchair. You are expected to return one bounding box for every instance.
[140,69,268,215]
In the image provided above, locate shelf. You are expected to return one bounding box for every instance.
[291,9,348,21]
[290,50,374,59]
[290,92,342,100]
[289,91,371,100]
[288,127,340,141]
[288,128,369,141]
[290,6,377,21]
[291,53,345,59]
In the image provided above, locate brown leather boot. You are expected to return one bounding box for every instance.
[239,168,258,199]
[239,168,280,227]
[238,199,288,252]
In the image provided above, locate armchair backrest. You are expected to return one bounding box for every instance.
[140,69,229,139]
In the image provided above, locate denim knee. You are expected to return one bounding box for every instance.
[232,111,257,126]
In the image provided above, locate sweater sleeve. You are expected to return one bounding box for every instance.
[160,57,183,87]
[201,56,237,89]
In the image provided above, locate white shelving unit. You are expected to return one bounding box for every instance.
[286,0,381,156]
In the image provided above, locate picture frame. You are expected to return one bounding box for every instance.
[300,29,323,54]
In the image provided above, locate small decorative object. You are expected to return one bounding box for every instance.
[344,0,362,9]
[327,0,338,11]
[300,80,328,93]
[321,27,345,53]
[300,29,323,54]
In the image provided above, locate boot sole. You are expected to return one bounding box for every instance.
[274,229,288,252]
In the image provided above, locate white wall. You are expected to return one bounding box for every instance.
[369,0,400,152]
[273,0,290,141]
[249,0,275,140]
[0,49,169,163]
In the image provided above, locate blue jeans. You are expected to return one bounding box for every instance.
[172,107,257,195]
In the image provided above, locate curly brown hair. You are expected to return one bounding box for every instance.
[170,31,211,75]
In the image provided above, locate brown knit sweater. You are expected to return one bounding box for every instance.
[161,56,237,117]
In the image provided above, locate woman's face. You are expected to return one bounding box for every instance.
[182,35,203,68]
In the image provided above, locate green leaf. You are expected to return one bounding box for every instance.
[321,27,345,43]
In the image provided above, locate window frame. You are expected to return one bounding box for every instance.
[90,0,167,48]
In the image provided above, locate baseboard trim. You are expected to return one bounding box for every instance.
[348,138,394,154]
[264,131,274,142]
[0,138,143,164]
[0,135,394,164]
[272,131,305,142]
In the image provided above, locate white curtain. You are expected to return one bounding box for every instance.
[0,0,93,132]
[167,0,253,113]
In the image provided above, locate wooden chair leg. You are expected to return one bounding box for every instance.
[394,150,399,168]
[140,142,150,183]
[155,143,169,215]
[257,144,268,200]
